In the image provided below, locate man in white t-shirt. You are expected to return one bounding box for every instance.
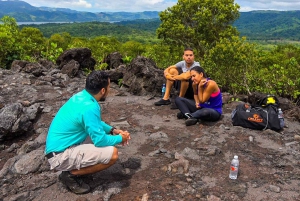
[154,48,200,108]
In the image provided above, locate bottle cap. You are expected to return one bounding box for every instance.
[234,155,238,159]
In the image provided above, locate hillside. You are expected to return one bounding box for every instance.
[20,11,300,43]
[0,0,160,22]
[19,20,160,43]
[3,1,300,41]
[235,10,300,40]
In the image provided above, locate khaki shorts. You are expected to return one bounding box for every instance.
[48,144,114,171]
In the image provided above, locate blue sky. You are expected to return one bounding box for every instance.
[16,0,300,12]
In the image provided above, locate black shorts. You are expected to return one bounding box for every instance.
[174,67,194,99]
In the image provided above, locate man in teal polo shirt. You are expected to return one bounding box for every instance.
[45,70,131,194]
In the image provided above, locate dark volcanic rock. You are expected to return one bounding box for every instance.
[121,56,164,97]
[0,53,300,201]
[103,52,124,70]
[56,47,96,72]
[0,103,34,141]
[11,60,30,69]
[60,59,80,78]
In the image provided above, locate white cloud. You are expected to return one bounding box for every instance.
[93,0,175,12]
[236,0,300,11]
[24,0,92,10]
[71,0,92,8]
[20,0,176,12]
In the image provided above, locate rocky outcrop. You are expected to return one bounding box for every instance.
[0,48,300,201]
[56,47,96,73]
[106,56,166,97]
[103,52,123,70]
[0,102,41,141]
[0,51,167,141]
[122,56,164,96]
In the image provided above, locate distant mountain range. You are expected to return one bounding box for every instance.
[2,0,300,40]
[0,0,160,22]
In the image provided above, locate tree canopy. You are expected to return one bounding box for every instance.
[0,16,19,68]
[157,0,240,58]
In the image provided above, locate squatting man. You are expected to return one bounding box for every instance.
[45,70,131,194]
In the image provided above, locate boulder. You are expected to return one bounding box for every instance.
[56,48,96,72]
[22,62,47,77]
[103,52,123,70]
[0,103,35,141]
[60,59,80,78]
[11,60,30,69]
[38,59,56,70]
[121,56,164,97]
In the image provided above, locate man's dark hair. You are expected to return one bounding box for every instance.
[85,71,110,95]
[191,66,207,78]
[184,47,194,52]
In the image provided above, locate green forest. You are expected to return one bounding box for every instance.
[18,10,300,43]
[20,19,161,43]
[1,0,300,103]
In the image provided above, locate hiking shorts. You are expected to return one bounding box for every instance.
[173,67,194,99]
[173,79,194,99]
[47,144,114,171]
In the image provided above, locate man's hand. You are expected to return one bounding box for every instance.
[119,130,131,146]
[111,128,131,146]
[164,73,176,81]
[164,65,178,81]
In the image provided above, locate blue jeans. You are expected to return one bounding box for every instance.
[175,97,221,121]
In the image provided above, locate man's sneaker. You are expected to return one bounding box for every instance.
[177,112,186,119]
[154,99,171,106]
[185,117,198,126]
[59,171,90,194]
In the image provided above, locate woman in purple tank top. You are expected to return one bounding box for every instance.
[175,66,222,126]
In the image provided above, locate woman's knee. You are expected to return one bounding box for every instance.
[201,110,211,117]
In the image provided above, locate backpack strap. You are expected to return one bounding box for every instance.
[252,107,269,130]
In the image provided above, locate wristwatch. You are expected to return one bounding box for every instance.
[110,127,116,134]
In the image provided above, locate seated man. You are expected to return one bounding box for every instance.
[45,70,131,194]
[154,47,200,108]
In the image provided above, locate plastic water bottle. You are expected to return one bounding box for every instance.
[278,108,284,128]
[161,83,166,98]
[245,104,251,112]
[229,155,239,179]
